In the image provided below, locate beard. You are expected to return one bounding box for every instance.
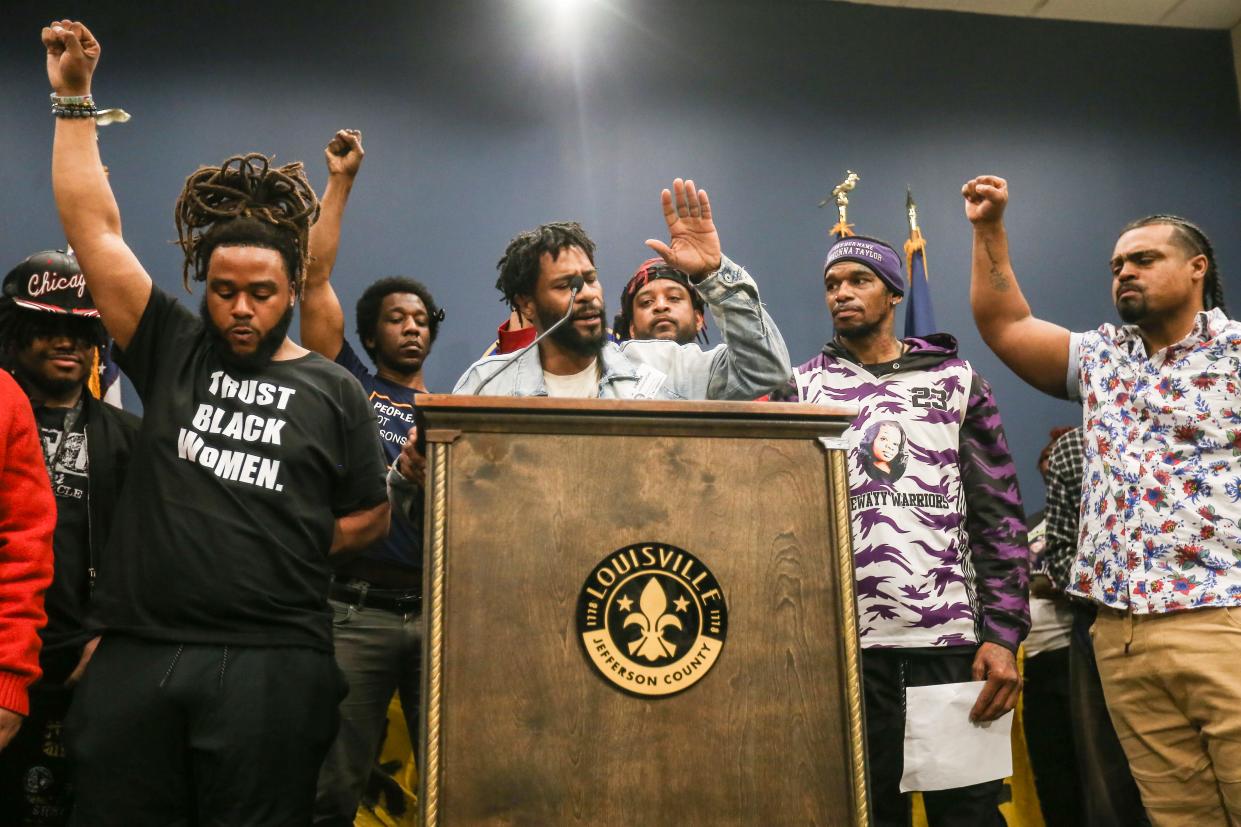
[200,298,294,372]
[639,317,699,345]
[14,367,81,403]
[540,301,606,358]
[1116,294,1147,324]
[835,315,885,341]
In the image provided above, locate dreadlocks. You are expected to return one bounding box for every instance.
[174,153,320,298]
[495,222,596,308]
[1121,214,1227,317]
[0,299,33,371]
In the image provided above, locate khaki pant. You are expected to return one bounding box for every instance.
[1092,606,1241,826]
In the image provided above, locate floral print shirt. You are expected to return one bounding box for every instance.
[1068,309,1241,613]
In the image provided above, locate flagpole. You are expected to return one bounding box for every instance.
[906,187,920,239]
[905,187,925,265]
[903,188,937,338]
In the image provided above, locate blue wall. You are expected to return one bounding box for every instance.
[3,0,1239,509]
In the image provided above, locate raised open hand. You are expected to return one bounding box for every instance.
[325,129,365,178]
[962,175,1009,227]
[645,178,722,281]
[42,20,99,96]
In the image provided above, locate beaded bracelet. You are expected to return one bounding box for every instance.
[50,91,100,119]
[52,105,99,119]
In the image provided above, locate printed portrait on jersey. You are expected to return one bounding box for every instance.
[858,419,907,483]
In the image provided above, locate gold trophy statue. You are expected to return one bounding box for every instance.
[820,170,859,238]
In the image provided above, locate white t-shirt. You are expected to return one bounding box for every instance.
[542,360,600,398]
[1025,517,1073,658]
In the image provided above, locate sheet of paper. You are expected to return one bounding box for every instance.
[900,680,1013,792]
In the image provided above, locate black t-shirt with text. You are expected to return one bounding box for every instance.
[96,287,387,650]
[35,405,92,663]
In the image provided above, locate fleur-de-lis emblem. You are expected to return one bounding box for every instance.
[623,578,682,662]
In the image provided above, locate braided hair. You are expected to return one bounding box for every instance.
[1121,215,1226,317]
[174,153,320,297]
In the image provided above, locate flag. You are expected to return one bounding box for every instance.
[903,194,937,338]
[64,243,123,408]
[89,339,124,407]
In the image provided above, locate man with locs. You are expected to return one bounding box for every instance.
[455,178,788,398]
[300,129,444,825]
[390,179,791,498]
[613,257,708,345]
[783,235,1028,826]
[43,20,390,824]
[0,250,139,825]
[963,173,1240,825]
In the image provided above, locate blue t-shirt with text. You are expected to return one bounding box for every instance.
[336,340,423,571]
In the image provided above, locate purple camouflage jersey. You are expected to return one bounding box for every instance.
[789,335,1030,651]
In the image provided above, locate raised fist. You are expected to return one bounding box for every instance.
[42,20,99,96]
[962,175,1009,227]
[325,129,365,178]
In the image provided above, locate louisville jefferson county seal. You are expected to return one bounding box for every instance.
[576,542,728,697]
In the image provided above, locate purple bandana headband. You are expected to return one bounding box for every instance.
[824,237,905,296]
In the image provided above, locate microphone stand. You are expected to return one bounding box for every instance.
[473,276,585,395]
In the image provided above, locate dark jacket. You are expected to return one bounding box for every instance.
[41,392,139,681]
[83,393,141,583]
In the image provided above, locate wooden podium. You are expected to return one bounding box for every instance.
[415,396,867,826]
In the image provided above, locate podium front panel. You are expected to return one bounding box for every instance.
[418,398,865,826]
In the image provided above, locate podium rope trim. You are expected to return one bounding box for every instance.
[829,449,871,827]
[424,441,448,827]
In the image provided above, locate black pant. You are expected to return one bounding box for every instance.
[1023,646,1082,827]
[1068,604,1150,827]
[862,647,1006,827]
[0,683,74,826]
[65,636,345,827]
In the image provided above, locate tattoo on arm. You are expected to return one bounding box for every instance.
[983,240,1011,293]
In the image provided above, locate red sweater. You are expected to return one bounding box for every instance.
[0,370,55,716]
[496,316,536,354]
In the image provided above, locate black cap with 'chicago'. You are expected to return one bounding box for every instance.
[3,250,99,317]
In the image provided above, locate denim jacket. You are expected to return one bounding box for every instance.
[387,255,791,517]
[452,255,790,400]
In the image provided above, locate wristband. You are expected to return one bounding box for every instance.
[50,92,95,108]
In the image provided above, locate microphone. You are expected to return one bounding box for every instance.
[474,276,586,395]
